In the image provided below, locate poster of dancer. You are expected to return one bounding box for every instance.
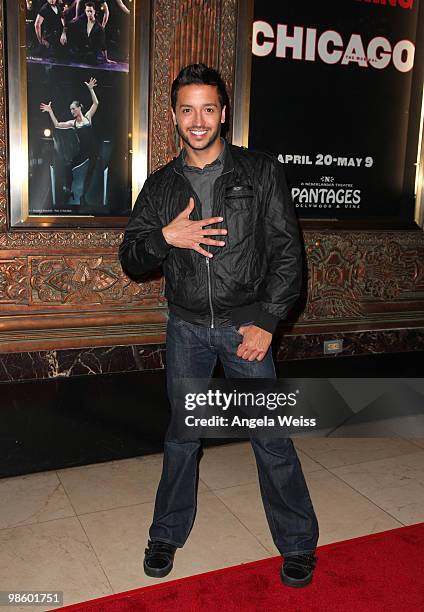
[27,0,131,217]
[7,0,147,225]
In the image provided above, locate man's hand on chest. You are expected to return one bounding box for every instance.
[162,197,227,258]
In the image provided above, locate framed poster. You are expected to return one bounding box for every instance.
[237,0,424,223]
[6,0,149,228]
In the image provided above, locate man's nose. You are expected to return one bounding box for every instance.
[193,110,202,125]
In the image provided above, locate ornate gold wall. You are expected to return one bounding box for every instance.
[301,230,424,330]
[0,0,423,354]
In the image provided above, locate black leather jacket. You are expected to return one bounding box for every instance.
[119,142,302,334]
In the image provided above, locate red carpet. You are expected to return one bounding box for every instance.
[55,523,424,611]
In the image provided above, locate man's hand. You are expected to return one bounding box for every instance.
[236,325,272,361]
[162,197,227,258]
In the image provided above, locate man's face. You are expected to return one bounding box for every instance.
[172,84,225,153]
[47,0,57,5]
[85,6,96,20]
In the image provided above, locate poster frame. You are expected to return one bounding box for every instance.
[5,0,150,229]
[232,0,424,229]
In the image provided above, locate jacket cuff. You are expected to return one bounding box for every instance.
[231,303,280,335]
[144,228,172,258]
[254,308,280,334]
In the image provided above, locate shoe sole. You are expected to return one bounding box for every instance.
[281,571,313,588]
[143,560,173,578]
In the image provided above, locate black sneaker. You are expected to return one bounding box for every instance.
[143,540,177,578]
[281,553,317,588]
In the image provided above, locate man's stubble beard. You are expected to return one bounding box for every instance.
[175,122,221,152]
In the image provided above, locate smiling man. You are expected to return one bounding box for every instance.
[119,64,319,588]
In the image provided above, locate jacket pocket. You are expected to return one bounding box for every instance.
[225,185,254,207]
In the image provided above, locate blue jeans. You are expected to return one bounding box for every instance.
[149,314,319,556]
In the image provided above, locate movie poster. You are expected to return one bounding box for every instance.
[249,0,420,220]
[25,0,132,217]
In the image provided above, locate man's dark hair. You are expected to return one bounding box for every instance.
[85,1,95,8]
[171,64,227,111]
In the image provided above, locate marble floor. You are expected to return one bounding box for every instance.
[1,437,424,611]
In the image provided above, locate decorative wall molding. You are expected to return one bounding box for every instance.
[29,256,165,306]
[0,231,124,250]
[218,0,237,115]
[0,0,7,232]
[301,230,424,323]
[0,258,28,304]
[150,0,174,173]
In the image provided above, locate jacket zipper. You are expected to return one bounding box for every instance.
[174,164,234,329]
[205,166,234,329]
[205,256,214,328]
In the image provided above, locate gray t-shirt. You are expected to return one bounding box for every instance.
[182,140,226,220]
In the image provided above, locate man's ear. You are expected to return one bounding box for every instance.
[221,105,226,124]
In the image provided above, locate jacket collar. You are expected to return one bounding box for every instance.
[174,138,235,176]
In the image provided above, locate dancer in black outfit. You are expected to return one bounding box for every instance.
[69,2,115,64]
[40,77,100,206]
[34,0,67,58]
[75,0,130,24]
[75,0,110,28]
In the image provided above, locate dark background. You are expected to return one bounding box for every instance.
[249,0,421,220]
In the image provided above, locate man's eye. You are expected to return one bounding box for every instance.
[205,108,214,113]
[182,108,191,113]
